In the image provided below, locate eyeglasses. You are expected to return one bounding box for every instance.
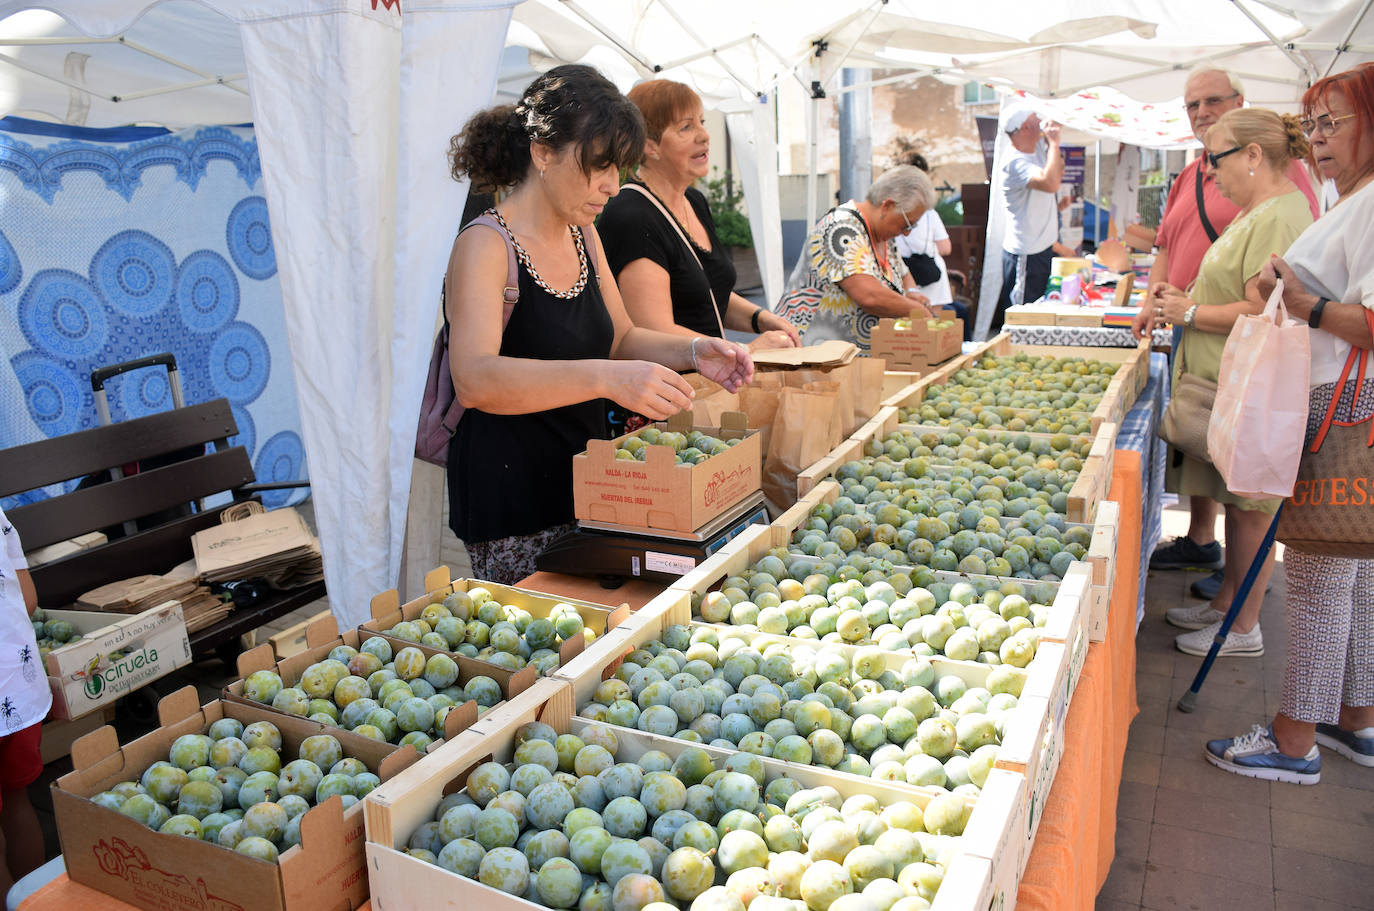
[1205,145,1245,168]
[898,207,915,231]
[1300,113,1357,137]
[1185,92,1240,114]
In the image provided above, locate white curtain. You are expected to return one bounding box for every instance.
[726,103,786,305]
[975,97,1020,342]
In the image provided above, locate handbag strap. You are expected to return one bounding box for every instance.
[1310,307,1374,451]
[1195,165,1220,243]
[623,182,727,337]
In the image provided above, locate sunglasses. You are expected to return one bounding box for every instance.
[1299,113,1357,137]
[1205,145,1245,168]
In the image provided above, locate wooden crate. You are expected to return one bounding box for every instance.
[363,566,631,676]
[1084,499,1121,643]
[364,676,1025,911]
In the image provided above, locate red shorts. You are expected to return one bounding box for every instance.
[0,721,44,808]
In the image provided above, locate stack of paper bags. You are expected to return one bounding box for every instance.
[77,559,227,631]
[191,506,324,589]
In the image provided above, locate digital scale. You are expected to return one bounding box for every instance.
[535,491,770,587]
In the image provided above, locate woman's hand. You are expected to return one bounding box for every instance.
[1263,255,1321,322]
[606,361,697,421]
[1130,299,1155,340]
[748,330,798,352]
[692,337,754,392]
[756,309,801,346]
[1151,282,1194,326]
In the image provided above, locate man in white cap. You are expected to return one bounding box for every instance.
[993,105,1063,332]
[1131,64,1318,609]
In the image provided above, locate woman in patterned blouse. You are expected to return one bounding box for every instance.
[775,165,938,353]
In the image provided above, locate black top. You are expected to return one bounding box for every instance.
[598,183,735,337]
[447,229,613,543]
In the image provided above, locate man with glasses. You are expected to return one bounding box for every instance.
[993,104,1064,333]
[1135,65,1319,600]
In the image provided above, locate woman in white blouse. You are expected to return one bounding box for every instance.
[1204,62,1374,785]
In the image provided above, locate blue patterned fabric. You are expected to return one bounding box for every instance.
[1117,351,1169,630]
[0,117,306,510]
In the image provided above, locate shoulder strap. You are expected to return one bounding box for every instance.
[464,212,520,305]
[623,182,726,336]
[1195,165,1220,243]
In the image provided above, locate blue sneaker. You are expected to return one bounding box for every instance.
[1205,724,1321,785]
[1315,723,1374,767]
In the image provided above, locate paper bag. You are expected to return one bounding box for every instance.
[790,367,854,439]
[684,373,740,425]
[1208,280,1311,499]
[763,386,838,511]
[852,357,887,425]
[739,384,782,455]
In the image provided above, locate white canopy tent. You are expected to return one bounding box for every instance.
[4,0,1374,620]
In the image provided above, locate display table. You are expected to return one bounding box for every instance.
[1015,449,1141,911]
[1008,325,1171,348]
[1113,352,1168,629]
[22,471,1142,911]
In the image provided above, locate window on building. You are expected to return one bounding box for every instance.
[962,82,997,105]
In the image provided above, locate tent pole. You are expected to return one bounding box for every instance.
[655,0,763,97]
[820,0,887,91]
[807,87,820,232]
[1324,0,1374,77]
[1230,0,1316,84]
[1094,140,1102,243]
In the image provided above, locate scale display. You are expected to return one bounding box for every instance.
[535,491,769,586]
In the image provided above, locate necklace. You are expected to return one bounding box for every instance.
[634,179,710,254]
[488,208,590,299]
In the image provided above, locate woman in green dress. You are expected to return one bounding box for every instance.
[1138,108,1313,658]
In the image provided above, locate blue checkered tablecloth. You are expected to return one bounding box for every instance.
[1115,352,1169,630]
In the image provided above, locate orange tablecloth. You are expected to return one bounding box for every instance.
[24,456,1143,911]
[1016,449,1142,911]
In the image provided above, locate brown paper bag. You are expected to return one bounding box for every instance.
[853,357,887,425]
[684,374,740,425]
[801,380,844,450]
[739,385,782,455]
[763,386,838,511]
[789,366,855,437]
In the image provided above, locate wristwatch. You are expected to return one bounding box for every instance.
[1184,304,1199,328]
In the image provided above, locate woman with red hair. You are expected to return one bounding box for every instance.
[1206,62,1374,784]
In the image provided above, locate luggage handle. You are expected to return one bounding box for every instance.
[91,353,179,392]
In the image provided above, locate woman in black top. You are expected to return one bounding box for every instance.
[445,65,753,584]
[598,79,799,351]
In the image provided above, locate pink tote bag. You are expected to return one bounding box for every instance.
[1207,279,1311,499]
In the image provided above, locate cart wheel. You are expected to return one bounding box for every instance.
[215,639,243,668]
[117,683,161,728]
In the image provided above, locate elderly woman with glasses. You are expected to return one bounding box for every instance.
[1203,62,1374,785]
[776,165,938,353]
[1137,107,1313,660]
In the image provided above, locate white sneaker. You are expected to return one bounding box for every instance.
[1166,602,1225,631]
[1175,620,1264,657]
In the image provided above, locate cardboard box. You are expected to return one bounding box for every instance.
[869,317,963,368]
[223,613,504,748]
[365,676,1001,911]
[362,567,630,678]
[572,410,762,533]
[55,686,421,911]
[43,602,191,721]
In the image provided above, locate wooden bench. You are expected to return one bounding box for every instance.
[0,396,326,663]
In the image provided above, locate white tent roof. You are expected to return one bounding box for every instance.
[4,0,1374,616]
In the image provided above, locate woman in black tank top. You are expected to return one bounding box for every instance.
[443,65,754,584]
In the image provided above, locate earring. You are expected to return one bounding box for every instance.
[540,168,545,180]
[1249,169,1254,177]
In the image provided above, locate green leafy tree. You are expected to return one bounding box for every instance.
[698,168,753,248]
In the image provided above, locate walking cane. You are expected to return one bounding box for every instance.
[1177,505,1283,713]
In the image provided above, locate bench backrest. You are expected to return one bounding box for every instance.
[0,398,255,605]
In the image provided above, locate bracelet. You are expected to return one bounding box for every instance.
[751,309,763,333]
[690,337,701,373]
[1310,297,1329,329]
